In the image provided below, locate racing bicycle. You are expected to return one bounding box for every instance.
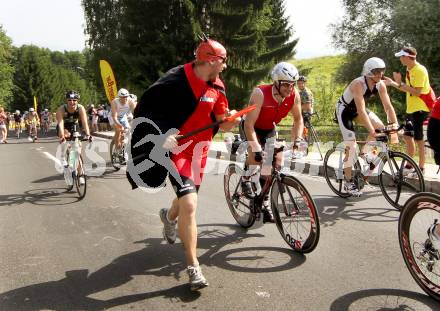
[399,192,440,301]
[302,111,324,160]
[62,125,90,199]
[224,140,320,253]
[109,128,128,170]
[323,125,425,210]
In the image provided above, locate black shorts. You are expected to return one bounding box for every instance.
[404,111,429,140]
[239,119,276,150]
[169,174,200,198]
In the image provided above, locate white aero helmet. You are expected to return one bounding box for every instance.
[15,110,20,114]
[362,57,386,76]
[29,108,34,112]
[271,62,299,82]
[118,88,129,97]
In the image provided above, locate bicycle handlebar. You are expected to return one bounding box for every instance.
[374,124,404,135]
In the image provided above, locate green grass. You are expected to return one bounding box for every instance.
[280,55,347,127]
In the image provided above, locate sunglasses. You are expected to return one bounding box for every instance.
[279,81,295,87]
[67,99,78,102]
[208,53,227,64]
[371,68,385,76]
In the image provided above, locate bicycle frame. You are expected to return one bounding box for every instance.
[67,132,82,170]
[302,112,323,160]
[237,144,298,217]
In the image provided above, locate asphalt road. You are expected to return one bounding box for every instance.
[0,134,439,310]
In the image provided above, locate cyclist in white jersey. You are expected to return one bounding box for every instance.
[111,88,137,151]
[335,57,398,196]
[41,109,51,133]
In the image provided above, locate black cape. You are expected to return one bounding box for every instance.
[126,64,221,190]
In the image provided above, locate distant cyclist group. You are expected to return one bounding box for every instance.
[2,37,440,296]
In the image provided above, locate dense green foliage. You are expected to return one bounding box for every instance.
[0,26,14,110]
[331,0,440,117]
[11,46,99,112]
[82,0,297,107]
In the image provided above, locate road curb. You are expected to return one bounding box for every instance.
[209,149,440,194]
[92,132,440,193]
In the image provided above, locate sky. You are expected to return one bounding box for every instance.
[0,0,344,59]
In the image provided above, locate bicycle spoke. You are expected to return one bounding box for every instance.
[379,152,425,210]
[272,175,320,253]
[399,193,440,300]
[224,164,255,228]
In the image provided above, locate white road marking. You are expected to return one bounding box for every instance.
[42,151,62,166]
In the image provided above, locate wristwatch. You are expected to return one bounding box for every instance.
[399,82,405,88]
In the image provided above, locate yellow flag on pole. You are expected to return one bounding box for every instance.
[33,96,37,111]
[99,60,118,104]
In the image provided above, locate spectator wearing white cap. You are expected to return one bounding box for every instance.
[384,46,431,176]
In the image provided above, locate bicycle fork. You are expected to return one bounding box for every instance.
[276,175,300,217]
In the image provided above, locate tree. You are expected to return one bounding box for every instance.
[12,46,97,112]
[196,0,298,107]
[0,25,14,110]
[83,0,199,97]
[391,0,440,88]
[331,0,440,115]
[83,0,298,107]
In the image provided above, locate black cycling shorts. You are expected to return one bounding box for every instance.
[239,119,276,150]
[404,111,429,141]
[169,173,200,198]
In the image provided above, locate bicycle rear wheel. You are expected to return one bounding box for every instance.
[323,147,351,198]
[75,155,87,199]
[399,192,440,301]
[271,175,320,253]
[224,163,256,228]
[379,151,425,210]
[110,140,123,171]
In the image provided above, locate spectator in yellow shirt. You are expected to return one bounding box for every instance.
[386,46,430,176]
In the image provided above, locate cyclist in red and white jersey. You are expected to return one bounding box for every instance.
[239,62,304,222]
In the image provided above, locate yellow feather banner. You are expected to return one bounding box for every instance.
[99,60,118,104]
[33,96,37,111]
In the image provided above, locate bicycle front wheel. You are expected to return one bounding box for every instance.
[399,192,440,301]
[224,163,256,228]
[271,175,320,253]
[75,155,87,199]
[64,151,74,191]
[379,151,425,210]
[323,147,351,198]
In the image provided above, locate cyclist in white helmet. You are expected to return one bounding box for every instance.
[111,88,137,151]
[335,57,399,196]
[239,61,304,222]
[41,108,51,135]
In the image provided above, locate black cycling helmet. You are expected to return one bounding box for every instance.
[65,90,80,100]
[298,75,307,82]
